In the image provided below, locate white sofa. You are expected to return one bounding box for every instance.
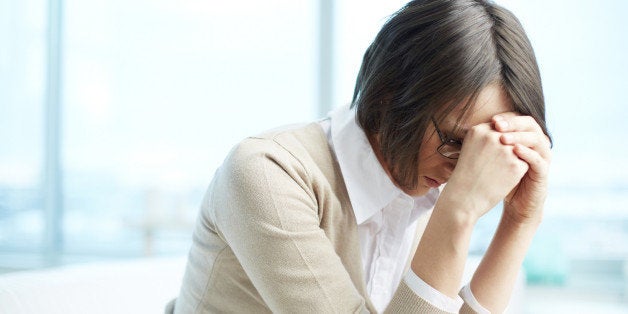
[0,255,524,313]
[0,257,186,314]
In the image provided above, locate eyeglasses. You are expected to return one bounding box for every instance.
[432,118,462,159]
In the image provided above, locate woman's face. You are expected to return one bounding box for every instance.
[402,84,513,196]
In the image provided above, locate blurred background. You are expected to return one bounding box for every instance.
[1,0,627,312]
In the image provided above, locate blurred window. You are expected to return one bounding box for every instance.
[0,0,47,263]
[0,0,316,267]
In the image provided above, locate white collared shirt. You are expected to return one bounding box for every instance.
[319,104,488,313]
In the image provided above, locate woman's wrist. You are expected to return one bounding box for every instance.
[502,202,544,227]
[438,183,488,224]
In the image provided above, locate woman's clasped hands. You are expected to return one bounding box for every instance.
[443,112,552,224]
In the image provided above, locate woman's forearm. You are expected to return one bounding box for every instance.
[410,195,479,299]
[469,209,540,312]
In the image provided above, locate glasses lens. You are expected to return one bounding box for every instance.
[438,144,460,159]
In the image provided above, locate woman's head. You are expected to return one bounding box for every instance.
[352,0,550,191]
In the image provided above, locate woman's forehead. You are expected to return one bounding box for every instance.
[441,84,513,131]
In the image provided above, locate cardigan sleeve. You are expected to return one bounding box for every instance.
[210,137,475,313]
[211,137,369,313]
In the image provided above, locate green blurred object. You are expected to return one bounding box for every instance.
[524,230,568,285]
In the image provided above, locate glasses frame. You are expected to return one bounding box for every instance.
[431,118,462,160]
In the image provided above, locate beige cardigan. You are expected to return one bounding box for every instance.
[171,123,478,313]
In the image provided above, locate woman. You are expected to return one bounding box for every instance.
[170,0,552,313]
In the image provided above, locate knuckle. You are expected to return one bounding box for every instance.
[534,133,547,146]
[506,157,522,171]
[523,116,536,124]
[468,125,494,142]
[467,124,484,136]
[501,146,527,173]
[485,132,501,146]
[517,115,542,132]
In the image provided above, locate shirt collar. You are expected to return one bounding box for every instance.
[329,105,439,224]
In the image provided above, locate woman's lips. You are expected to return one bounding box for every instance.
[425,176,442,188]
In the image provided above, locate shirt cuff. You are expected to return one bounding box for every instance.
[459,284,491,314]
[403,270,463,313]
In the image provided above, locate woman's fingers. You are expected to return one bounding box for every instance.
[492,114,543,134]
[500,131,551,159]
[512,143,550,182]
[491,113,551,160]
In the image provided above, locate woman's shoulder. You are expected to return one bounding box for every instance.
[212,122,337,190]
[229,122,329,165]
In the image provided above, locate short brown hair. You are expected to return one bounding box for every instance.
[351,0,551,190]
